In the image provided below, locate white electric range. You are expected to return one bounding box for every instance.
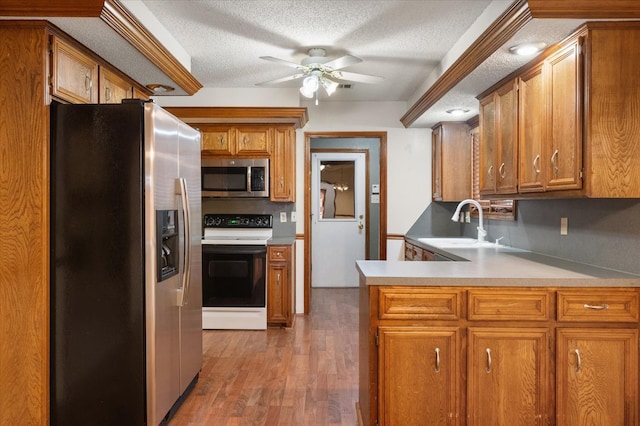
[201,214,272,329]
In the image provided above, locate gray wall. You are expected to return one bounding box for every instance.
[409,199,640,275]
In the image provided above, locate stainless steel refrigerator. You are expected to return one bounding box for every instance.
[50,100,202,425]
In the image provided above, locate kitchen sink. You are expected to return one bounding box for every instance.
[417,237,500,249]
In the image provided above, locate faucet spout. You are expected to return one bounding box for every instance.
[451,199,485,243]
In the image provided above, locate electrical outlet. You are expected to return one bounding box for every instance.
[560,217,568,235]
[291,211,297,222]
[280,212,287,223]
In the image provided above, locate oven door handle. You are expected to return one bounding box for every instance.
[177,177,191,307]
[203,245,267,255]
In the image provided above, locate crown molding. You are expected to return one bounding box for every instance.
[100,0,202,95]
[165,107,309,128]
[528,0,640,18]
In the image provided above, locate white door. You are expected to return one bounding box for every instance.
[311,152,366,287]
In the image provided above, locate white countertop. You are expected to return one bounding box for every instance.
[357,240,640,287]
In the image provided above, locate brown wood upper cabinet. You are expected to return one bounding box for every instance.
[99,67,134,104]
[432,122,471,202]
[200,123,296,202]
[201,124,271,157]
[51,35,99,104]
[50,35,147,105]
[518,37,583,194]
[479,79,518,196]
[479,22,640,199]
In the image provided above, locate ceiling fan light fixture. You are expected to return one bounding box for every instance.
[300,85,315,98]
[302,75,320,92]
[322,78,339,96]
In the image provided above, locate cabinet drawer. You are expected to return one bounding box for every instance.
[378,288,461,320]
[557,289,639,322]
[268,246,290,262]
[468,289,550,321]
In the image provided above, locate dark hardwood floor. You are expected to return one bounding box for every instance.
[169,288,360,425]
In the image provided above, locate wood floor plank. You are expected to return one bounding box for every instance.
[169,288,359,425]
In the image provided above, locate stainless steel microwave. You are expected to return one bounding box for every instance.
[201,158,269,197]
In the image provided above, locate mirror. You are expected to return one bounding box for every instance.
[319,160,355,219]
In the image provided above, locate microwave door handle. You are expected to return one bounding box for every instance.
[247,166,252,192]
[176,177,191,307]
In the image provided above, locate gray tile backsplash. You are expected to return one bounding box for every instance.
[411,199,640,275]
[201,198,296,238]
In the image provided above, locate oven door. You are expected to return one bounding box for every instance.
[202,244,266,308]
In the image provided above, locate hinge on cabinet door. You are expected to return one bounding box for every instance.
[549,335,552,349]
[375,332,379,347]
[580,169,584,180]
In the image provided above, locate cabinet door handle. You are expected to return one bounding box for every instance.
[574,349,581,373]
[485,348,492,373]
[105,85,111,102]
[280,176,284,188]
[583,303,609,310]
[243,136,248,145]
[499,163,506,179]
[276,272,281,286]
[434,347,441,373]
[487,165,494,182]
[84,73,92,92]
[551,149,559,177]
[533,154,541,175]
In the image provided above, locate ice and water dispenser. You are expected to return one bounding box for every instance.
[157,210,179,281]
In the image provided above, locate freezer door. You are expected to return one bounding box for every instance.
[144,103,181,425]
[177,118,203,393]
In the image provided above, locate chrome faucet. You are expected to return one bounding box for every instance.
[451,199,486,243]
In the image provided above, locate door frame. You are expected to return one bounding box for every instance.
[304,132,387,313]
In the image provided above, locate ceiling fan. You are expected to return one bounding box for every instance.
[256,48,384,102]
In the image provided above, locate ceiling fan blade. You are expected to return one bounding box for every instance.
[255,73,306,86]
[322,55,362,70]
[330,70,384,84]
[259,56,305,69]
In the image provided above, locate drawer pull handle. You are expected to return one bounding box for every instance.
[485,348,492,373]
[434,347,440,373]
[574,349,581,373]
[583,303,609,310]
[218,135,225,146]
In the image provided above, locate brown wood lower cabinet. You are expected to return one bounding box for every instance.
[378,327,460,425]
[358,286,640,426]
[267,244,295,327]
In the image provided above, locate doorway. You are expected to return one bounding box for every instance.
[311,152,367,287]
[304,132,387,313]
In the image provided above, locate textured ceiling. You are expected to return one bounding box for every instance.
[140,0,495,104]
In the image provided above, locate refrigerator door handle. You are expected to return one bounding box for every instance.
[176,177,192,307]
